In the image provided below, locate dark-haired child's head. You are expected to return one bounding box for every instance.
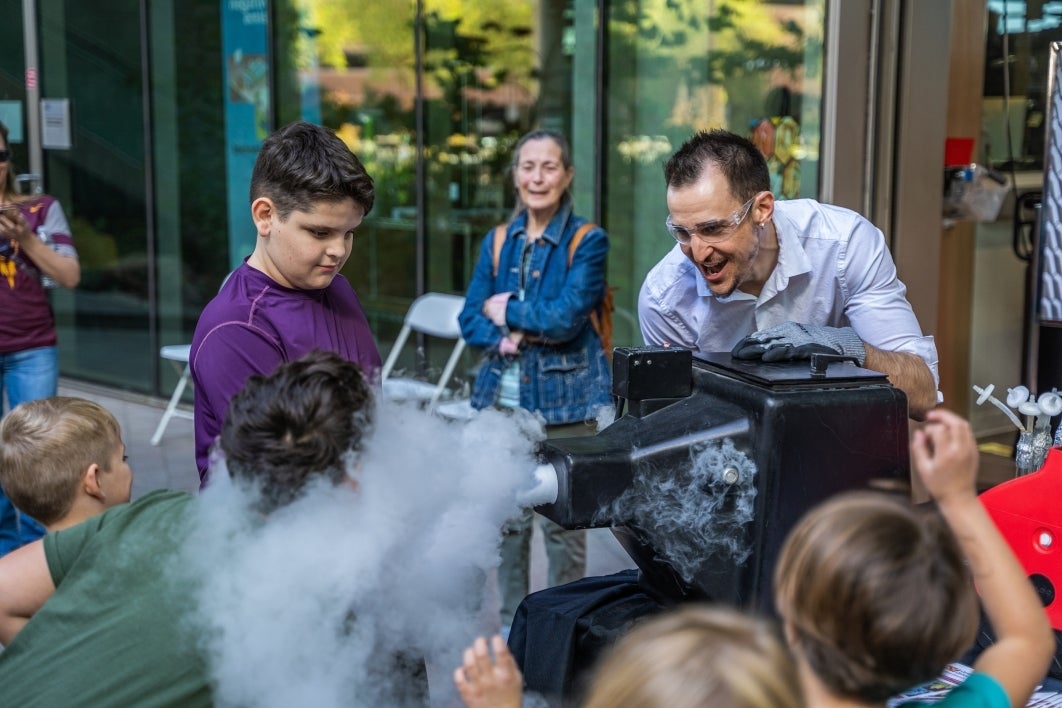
[220,350,374,513]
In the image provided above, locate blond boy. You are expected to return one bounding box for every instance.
[0,396,132,532]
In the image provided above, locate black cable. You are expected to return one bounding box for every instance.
[1014,191,1040,262]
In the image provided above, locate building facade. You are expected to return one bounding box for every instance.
[1,0,960,409]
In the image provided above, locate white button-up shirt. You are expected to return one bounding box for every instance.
[638,199,940,390]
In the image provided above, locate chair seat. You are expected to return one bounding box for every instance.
[434,399,476,422]
[383,378,454,403]
[160,344,192,363]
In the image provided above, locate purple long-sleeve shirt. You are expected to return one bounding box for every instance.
[189,262,381,484]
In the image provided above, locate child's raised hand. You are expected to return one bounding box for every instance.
[910,408,979,506]
[453,635,523,708]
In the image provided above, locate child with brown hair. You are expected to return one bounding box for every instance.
[774,408,1054,707]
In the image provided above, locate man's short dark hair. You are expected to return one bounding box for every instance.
[220,350,374,513]
[663,129,771,201]
[249,121,376,218]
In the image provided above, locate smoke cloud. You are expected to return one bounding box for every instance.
[175,402,547,707]
[603,437,757,582]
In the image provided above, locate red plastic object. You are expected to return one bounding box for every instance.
[980,447,1062,629]
[944,137,975,167]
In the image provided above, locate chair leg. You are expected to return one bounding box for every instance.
[151,365,191,446]
[428,339,467,411]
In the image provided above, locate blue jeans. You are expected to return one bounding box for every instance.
[0,346,57,555]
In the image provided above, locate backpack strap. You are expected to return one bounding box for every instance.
[566,223,596,267]
[490,224,507,277]
[492,222,594,275]
[565,222,614,355]
[495,222,594,275]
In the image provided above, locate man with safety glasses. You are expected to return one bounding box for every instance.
[638,129,938,420]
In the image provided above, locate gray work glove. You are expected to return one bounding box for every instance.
[731,322,866,365]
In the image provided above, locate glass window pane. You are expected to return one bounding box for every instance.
[275,0,586,388]
[603,0,825,347]
[40,1,152,390]
[982,2,1061,170]
[421,0,559,293]
[275,0,418,331]
[151,0,228,399]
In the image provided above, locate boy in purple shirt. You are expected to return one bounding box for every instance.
[190,121,381,484]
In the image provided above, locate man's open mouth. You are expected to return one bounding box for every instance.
[701,259,726,277]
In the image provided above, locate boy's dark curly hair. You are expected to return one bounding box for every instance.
[220,350,374,513]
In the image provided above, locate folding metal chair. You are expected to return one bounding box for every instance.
[150,344,194,446]
[380,293,468,411]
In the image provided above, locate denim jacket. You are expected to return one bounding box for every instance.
[459,197,612,425]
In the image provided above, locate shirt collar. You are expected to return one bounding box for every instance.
[760,210,812,299]
[512,195,574,246]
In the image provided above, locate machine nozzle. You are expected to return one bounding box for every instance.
[516,463,559,507]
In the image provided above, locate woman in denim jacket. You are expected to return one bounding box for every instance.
[458,130,611,630]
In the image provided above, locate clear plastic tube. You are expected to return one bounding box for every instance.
[972,385,1026,431]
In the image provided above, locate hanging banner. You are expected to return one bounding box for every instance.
[221,0,269,271]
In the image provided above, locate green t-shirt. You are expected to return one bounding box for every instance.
[0,490,211,707]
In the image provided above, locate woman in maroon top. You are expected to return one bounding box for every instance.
[0,120,80,555]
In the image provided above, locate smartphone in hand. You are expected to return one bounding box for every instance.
[0,205,18,249]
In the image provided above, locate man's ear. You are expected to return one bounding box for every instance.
[251,197,276,238]
[82,464,106,502]
[753,190,775,227]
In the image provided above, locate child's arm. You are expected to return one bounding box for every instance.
[0,540,55,645]
[911,408,1055,706]
[453,635,523,708]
